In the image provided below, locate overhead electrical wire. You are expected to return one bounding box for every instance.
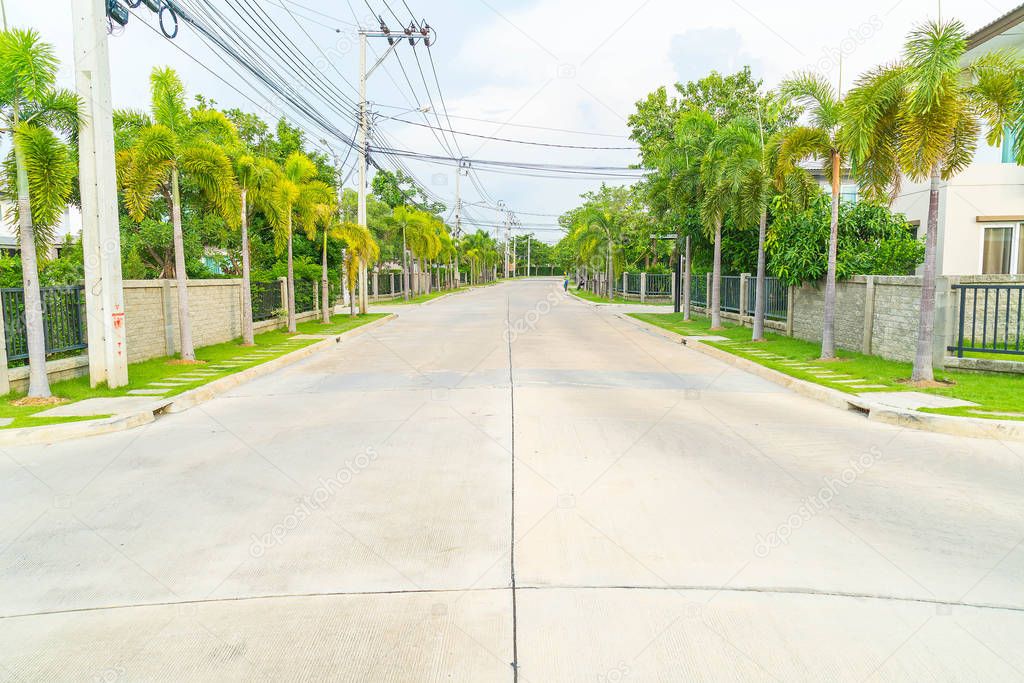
[381,114,639,150]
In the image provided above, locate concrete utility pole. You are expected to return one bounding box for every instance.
[73,0,129,388]
[358,22,433,302]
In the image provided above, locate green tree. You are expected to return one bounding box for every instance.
[844,20,1023,381]
[117,67,239,361]
[0,28,79,397]
[767,194,924,284]
[274,152,333,332]
[778,72,849,358]
[234,154,282,343]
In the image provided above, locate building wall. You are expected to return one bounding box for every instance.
[890,163,1024,276]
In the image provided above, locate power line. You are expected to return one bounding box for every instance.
[372,103,633,139]
[381,114,639,150]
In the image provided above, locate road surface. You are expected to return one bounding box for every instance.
[1,279,1023,681]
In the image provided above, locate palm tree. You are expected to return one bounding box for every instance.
[844,20,1023,381]
[0,28,80,397]
[234,155,281,344]
[717,106,813,341]
[670,110,731,329]
[118,67,238,361]
[336,221,380,317]
[273,152,333,333]
[570,207,621,302]
[408,215,442,295]
[386,206,427,301]
[778,73,849,358]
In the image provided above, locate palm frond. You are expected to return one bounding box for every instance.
[5,123,76,248]
[149,66,189,133]
[0,28,58,107]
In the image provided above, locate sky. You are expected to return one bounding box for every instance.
[7,0,1020,243]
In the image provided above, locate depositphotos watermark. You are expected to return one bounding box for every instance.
[249,447,379,557]
[754,445,883,558]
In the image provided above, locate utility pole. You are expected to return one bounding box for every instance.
[526,235,531,278]
[73,0,128,388]
[359,20,433,302]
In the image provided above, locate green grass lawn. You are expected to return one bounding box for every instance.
[572,288,672,306]
[0,313,386,431]
[632,312,1024,420]
[380,287,470,305]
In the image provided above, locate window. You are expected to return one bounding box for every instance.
[981,224,1024,274]
[840,184,858,204]
[1002,125,1018,164]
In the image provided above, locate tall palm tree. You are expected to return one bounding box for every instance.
[844,19,1023,381]
[0,28,80,397]
[234,155,281,344]
[571,207,621,302]
[273,152,333,333]
[670,110,731,329]
[336,221,380,317]
[778,73,848,358]
[118,67,239,361]
[717,106,813,341]
[386,206,428,301]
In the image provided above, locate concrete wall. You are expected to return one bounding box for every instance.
[2,277,320,393]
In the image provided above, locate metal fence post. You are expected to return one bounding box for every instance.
[739,273,750,324]
[0,294,9,395]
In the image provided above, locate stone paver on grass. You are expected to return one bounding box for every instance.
[34,397,160,418]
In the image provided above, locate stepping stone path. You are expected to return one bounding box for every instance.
[128,389,172,396]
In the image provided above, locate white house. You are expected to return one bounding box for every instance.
[889,4,1024,276]
[0,201,82,259]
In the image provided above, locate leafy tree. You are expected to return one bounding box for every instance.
[0,28,80,397]
[117,67,239,361]
[767,194,924,285]
[844,20,1023,381]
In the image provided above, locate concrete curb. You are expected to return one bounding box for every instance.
[0,314,397,447]
[621,314,1024,443]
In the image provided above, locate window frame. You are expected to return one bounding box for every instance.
[979,222,1023,275]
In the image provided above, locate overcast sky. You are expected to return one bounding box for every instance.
[7,0,1018,242]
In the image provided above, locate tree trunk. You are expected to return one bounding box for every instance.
[240,189,255,345]
[607,241,614,302]
[912,164,941,382]
[349,254,357,318]
[170,168,196,360]
[358,258,368,314]
[752,207,768,341]
[13,128,51,397]
[710,218,723,330]
[821,152,841,359]
[286,214,296,334]
[402,228,410,302]
[321,228,331,324]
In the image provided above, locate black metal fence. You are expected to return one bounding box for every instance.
[949,283,1024,358]
[294,279,315,313]
[690,275,707,307]
[2,285,88,363]
[720,276,741,313]
[745,277,789,321]
[250,281,281,322]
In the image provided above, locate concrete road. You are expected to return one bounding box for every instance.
[1,279,1023,681]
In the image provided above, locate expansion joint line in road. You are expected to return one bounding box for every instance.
[505,294,520,682]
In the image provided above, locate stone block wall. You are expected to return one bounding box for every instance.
[792,281,867,354]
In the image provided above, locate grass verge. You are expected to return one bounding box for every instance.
[0,313,386,430]
[572,288,671,306]
[631,312,1024,420]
